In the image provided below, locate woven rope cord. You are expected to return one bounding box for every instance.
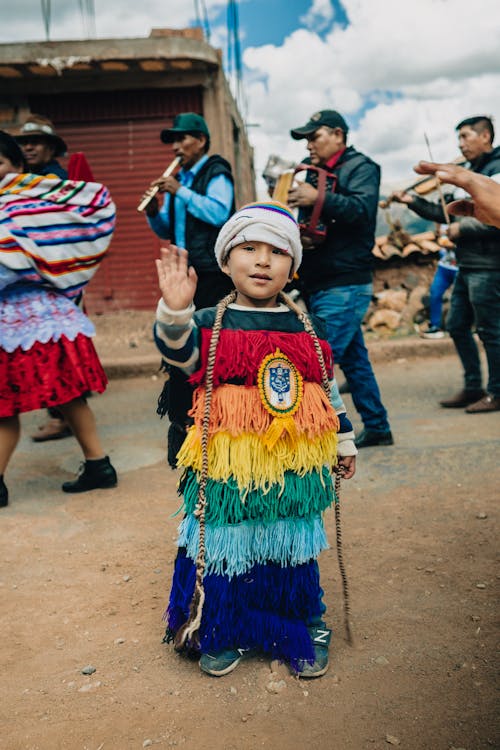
[174,291,236,649]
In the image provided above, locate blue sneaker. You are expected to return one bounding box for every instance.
[199,647,255,676]
[296,624,332,678]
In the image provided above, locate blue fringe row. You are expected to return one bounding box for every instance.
[179,467,335,524]
[165,550,328,670]
[177,514,329,577]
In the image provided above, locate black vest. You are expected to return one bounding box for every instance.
[169,155,235,273]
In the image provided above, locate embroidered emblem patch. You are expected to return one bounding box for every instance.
[257,349,303,418]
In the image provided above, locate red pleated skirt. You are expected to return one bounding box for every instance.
[0,333,107,417]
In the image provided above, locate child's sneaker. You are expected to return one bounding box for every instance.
[296,624,332,678]
[199,647,255,676]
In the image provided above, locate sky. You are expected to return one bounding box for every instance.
[1,0,499,196]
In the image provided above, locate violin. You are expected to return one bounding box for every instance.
[379,157,466,208]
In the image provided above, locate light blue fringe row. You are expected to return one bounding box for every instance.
[177,514,329,577]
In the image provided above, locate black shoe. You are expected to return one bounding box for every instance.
[0,476,8,508]
[62,456,117,493]
[338,380,350,394]
[355,429,394,448]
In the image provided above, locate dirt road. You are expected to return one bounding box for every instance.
[1,353,498,750]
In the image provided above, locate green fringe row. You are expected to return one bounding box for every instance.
[178,467,336,525]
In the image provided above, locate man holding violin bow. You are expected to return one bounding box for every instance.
[287,109,393,449]
[387,115,500,414]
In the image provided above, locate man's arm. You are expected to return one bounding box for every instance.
[321,159,380,225]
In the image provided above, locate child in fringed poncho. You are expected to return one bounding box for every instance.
[154,201,357,678]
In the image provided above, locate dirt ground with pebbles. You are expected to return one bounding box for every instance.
[0,317,498,750]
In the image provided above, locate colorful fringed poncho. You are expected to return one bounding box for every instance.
[154,299,356,670]
[0,173,116,417]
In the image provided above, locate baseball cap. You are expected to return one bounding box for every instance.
[160,112,210,143]
[290,110,349,140]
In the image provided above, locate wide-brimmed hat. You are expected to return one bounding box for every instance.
[13,114,67,156]
[160,112,210,144]
[290,110,349,140]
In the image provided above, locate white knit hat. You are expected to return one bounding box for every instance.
[214,201,302,272]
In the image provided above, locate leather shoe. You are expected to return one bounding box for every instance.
[465,394,500,413]
[0,477,8,508]
[62,456,117,493]
[355,429,394,448]
[439,388,486,408]
[31,418,72,442]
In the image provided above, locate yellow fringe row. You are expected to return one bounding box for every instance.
[189,382,340,439]
[176,428,339,491]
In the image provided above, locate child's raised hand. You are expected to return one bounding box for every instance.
[155,244,198,310]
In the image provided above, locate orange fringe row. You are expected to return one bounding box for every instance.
[188,382,340,439]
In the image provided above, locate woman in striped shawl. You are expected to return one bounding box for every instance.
[154,201,357,678]
[0,131,117,508]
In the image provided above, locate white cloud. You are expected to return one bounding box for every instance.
[300,0,335,32]
[242,0,500,195]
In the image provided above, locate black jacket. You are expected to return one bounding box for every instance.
[168,155,235,273]
[409,146,500,271]
[298,146,380,293]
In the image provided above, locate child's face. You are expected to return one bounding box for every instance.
[0,154,22,179]
[222,240,294,308]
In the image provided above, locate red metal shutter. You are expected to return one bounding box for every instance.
[29,89,203,312]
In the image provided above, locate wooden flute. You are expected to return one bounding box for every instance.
[137,156,181,212]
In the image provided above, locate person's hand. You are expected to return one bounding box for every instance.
[155,244,198,311]
[386,190,413,206]
[287,182,318,208]
[336,454,356,480]
[447,222,461,241]
[153,175,181,195]
[140,190,159,217]
[414,160,469,189]
[414,160,500,226]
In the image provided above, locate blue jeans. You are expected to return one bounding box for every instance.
[308,284,391,432]
[446,269,500,397]
[429,264,457,328]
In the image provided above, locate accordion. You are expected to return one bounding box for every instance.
[295,164,337,249]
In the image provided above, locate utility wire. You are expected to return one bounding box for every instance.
[194,0,211,42]
[226,0,247,120]
[200,0,211,42]
[41,0,51,40]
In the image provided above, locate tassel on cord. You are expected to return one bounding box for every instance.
[174,291,236,652]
